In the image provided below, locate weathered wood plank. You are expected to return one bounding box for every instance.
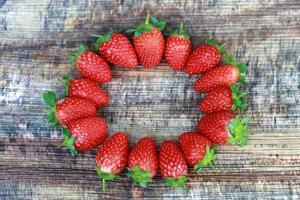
[0,0,300,199]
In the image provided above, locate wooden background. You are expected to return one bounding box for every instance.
[0,0,300,199]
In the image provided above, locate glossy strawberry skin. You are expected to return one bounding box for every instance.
[159,140,187,179]
[178,132,212,166]
[165,35,192,70]
[67,117,108,152]
[197,111,236,144]
[56,96,97,126]
[100,33,138,68]
[133,28,165,68]
[69,78,109,107]
[185,44,221,75]
[128,137,158,178]
[76,51,112,83]
[96,132,129,174]
[199,87,233,113]
[194,64,239,93]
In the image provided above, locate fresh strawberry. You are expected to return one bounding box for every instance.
[197,111,251,146]
[69,45,112,83]
[94,32,138,68]
[178,132,216,173]
[59,117,108,156]
[185,38,224,75]
[193,55,248,93]
[164,23,192,70]
[199,84,248,113]
[42,91,97,126]
[128,137,158,188]
[128,14,166,68]
[159,140,188,188]
[64,77,109,107]
[95,132,129,191]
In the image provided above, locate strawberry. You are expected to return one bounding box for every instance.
[178,132,216,173]
[164,23,192,70]
[197,111,251,146]
[69,45,112,83]
[64,77,109,107]
[94,32,138,68]
[159,140,188,188]
[193,56,248,93]
[185,38,224,75]
[199,84,248,113]
[128,137,158,188]
[42,91,97,126]
[58,117,108,156]
[128,14,166,68]
[95,132,129,191]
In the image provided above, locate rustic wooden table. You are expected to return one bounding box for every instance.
[0,1,300,199]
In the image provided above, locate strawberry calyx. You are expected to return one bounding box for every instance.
[227,116,251,146]
[127,13,166,37]
[171,22,190,39]
[57,128,78,157]
[42,91,58,126]
[92,29,113,50]
[62,76,71,97]
[194,146,217,173]
[206,35,226,57]
[69,44,87,68]
[166,176,187,189]
[127,165,153,188]
[222,53,248,85]
[95,166,118,192]
[230,84,248,112]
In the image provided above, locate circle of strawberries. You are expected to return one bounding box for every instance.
[43,14,251,191]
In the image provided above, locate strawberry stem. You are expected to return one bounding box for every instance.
[145,13,150,25]
[127,165,153,188]
[102,179,106,192]
[166,176,187,190]
[194,146,217,173]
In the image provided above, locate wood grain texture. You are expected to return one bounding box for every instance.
[0,0,300,199]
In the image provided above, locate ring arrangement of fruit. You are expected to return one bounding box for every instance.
[42,14,250,191]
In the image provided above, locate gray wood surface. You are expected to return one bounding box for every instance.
[0,0,300,199]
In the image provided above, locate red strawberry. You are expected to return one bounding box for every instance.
[197,111,251,146]
[59,117,108,156]
[129,14,166,68]
[199,84,248,113]
[94,32,138,68]
[193,56,248,93]
[178,132,216,173]
[42,91,97,126]
[69,45,112,83]
[159,140,188,188]
[64,77,109,107]
[95,132,129,191]
[128,137,158,188]
[165,23,192,70]
[185,38,224,75]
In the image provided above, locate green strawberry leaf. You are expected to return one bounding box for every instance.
[166,176,187,190]
[69,44,87,68]
[194,145,217,173]
[42,91,56,107]
[57,128,78,157]
[127,165,153,188]
[95,166,118,192]
[172,22,190,39]
[227,116,251,146]
[62,76,71,97]
[230,84,248,111]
